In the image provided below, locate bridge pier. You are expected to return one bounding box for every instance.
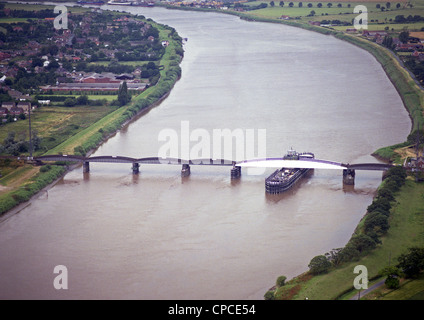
[181,164,190,177]
[132,162,140,174]
[343,169,355,185]
[83,161,90,173]
[231,165,241,179]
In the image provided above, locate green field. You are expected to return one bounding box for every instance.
[4,2,89,13]
[239,0,424,31]
[272,178,424,300]
[0,104,119,155]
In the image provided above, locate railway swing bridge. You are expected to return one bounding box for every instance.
[33,154,395,186]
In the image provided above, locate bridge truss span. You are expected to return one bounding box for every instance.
[33,154,395,183]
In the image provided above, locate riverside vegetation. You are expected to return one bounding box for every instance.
[157,0,424,299]
[2,0,424,299]
[0,3,184,215]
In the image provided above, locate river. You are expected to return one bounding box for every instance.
[0,5,411,299]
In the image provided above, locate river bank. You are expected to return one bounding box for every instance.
[157,2,422,149]
[151,2,424,299]
[0,2,416,300]
[0,3,184,217]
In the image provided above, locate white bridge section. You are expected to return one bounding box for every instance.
[236,158,348,170]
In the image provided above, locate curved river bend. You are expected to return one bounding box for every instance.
[0,6,411,299]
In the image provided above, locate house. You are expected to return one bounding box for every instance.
[0,52,11,61]
[1,102,15,111]
[396,43,423,51]
[309,21,321,26]
[17,102,31,114]
[80,73,120,83]
[407,156,424,170]
[116,74,134,80]
[9,106,24,116]
[362,30,387,37]
[0,107,8,116]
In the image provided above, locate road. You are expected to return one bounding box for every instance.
[350,279,386,300]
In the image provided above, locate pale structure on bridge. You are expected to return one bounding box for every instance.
[236,158,347,170]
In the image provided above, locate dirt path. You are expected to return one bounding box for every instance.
[0,166,40,195]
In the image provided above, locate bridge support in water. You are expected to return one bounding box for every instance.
[343,169,355,185]
[83,161,90,173]
[181,164,190,177]
[231,165,241,179]
[132,162,140,174]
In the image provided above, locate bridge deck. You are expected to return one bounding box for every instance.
[33,155,395,171]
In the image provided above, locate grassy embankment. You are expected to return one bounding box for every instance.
[159,0,424,298]
[0,5,184,215]
[217,1,424,299]
[270,177,424,300]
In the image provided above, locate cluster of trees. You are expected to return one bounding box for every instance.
[318,19,351,26]
[0,6,57,19]
[394,14,424,24]
[72,61,136,74]
[234,2,268,10]
[404,57,424,84]
[0,89,12,105]
[62,95,106,107]
[380,247,424,289]
[0,21,57,48]
[7,67,57,94]
[306,166,407,275]
[0,131,41,156]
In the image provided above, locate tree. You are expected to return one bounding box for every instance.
[382,35,394,49]
[324,248,343,266]
[397,247,424,278]
[288,2,294,7]
[349,234,377,253]
[118,81,131,106]
[270,1,275,6]
[327,2,332,8]
[276,275,287,287]
[317,2,322,8]
[64,97,77,107]
[308,255,332,275]
[379,266,403,289]
[76,95,89,105]
[264,290,275,300]
[364,212,389,235]
[279,1,284,7]
[399,30,410,44]
[298,2,303,7]
[308,3,312,7]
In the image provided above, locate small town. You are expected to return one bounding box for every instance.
[0,4,170,124]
